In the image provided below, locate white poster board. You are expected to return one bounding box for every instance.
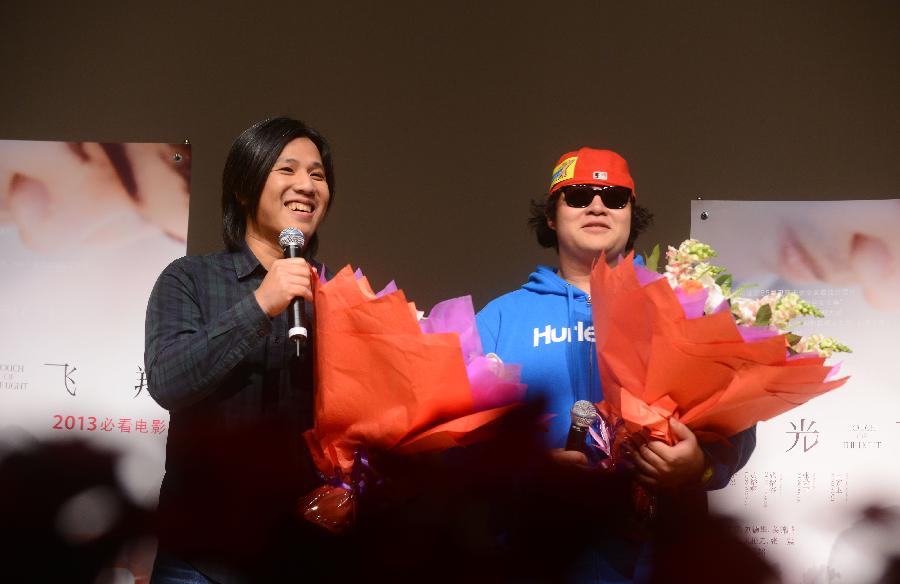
[0,140,190,576]
[691,199,900,584]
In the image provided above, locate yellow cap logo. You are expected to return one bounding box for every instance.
[550,156,577,190]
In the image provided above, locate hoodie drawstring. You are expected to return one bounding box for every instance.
[563,284,600,404]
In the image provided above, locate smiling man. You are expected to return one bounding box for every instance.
[476,148,755,583]
[145,117,335,583]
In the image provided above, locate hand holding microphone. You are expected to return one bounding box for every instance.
[280,228,309,355]
[565,400,599,454]
[253,227,311,356]
[550,400,599,468]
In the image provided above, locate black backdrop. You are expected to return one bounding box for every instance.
[2,0,898,310]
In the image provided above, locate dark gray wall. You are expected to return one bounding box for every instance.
[2,1,898,309]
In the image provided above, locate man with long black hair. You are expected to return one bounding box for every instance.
[145,117,335,582]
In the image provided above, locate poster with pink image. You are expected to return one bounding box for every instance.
[691,199,900,584]
[0,139,190,582]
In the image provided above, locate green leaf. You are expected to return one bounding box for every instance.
[754,304,772,326]
[786,333,802,346]
[715,273,733,288]
[645,244,661,273]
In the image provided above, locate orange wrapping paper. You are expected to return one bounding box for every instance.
[591,253,849,445]
[304,266,516,477]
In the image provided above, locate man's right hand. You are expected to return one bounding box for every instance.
[254,258,314,317]
[549,448,591,469]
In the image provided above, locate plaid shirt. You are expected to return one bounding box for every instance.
[144,243,323,579]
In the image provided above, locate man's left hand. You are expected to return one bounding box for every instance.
[631,418,707,490]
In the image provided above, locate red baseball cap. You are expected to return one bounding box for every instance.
[548,147,635,196]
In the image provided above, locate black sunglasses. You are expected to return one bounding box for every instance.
[560,185,633,209]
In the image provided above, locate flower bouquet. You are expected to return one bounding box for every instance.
[300,266,526,533]
[590,238,850,452]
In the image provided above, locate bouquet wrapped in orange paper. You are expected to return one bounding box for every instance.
[300,266,525,532]
[590,239,850,447]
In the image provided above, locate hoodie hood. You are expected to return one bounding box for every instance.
[522,256,645,296]
[522,265,590,299]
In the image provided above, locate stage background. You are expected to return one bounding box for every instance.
[1,1,897,311]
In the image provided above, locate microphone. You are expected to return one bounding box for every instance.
[278,227,307,356]
[564,400,599,453]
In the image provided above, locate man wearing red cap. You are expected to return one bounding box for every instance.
[476,147,755,582]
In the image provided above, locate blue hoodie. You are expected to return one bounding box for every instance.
[477,263,754,487]
[477,265,602,448]
[477,264,756,583]
[478,264,650,582]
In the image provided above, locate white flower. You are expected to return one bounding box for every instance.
[792,335,852,358]
[664,272,679,289]
[730,297,758,325]
[704,281,726,314]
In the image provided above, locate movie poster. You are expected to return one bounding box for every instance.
[0,140,190,578]
[692,199,900,584]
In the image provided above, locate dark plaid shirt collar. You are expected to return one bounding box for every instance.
[232,241,263,280]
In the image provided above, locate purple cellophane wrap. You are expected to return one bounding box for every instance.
[674,287,709,319]
[419,296,484,364]
[419,295,525,409]
[466,356,525,411]
[376,280,398,298]
[737,324,780,343]
[634,264,664,286]
[353,268,399,298]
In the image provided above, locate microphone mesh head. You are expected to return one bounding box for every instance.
[278,227,305,250]
[570,400,599,428]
